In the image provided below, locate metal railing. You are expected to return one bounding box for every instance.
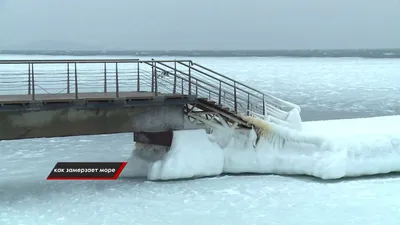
[0,59,298,116]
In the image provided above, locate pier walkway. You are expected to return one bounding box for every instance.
[0,59,298,141]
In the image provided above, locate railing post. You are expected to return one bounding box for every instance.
[31,64,35,100]
[104,63,107,93]
[115,63,119,98]
[137,62,140,91]
[74,63,78,99]
[151,61,154,92]
[173,61,177,93]
[28,64,31,95]
[188,63,191,95]
[262,95,266,115]
[218,81,222,105]
[247,93,250,116]
[195,79,198,95]
[181,79,184,94]
[154,62,158,96]
[67,63,70,94]
[234,82,237,113]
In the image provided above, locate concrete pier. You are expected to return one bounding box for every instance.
[0,59,283,145]
[0,103,193,140]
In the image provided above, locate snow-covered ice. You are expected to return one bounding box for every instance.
[124,115,400,181]
[224,116,400,179]
[1,55,400,225]
[145,130,223,180]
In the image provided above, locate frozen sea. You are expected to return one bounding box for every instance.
[0,54,400,225]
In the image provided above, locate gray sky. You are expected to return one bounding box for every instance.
[1,0,400,50]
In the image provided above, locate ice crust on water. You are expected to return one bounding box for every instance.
[123,115,400,180]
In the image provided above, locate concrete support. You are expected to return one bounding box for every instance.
[0,105,186,140]
[131,105,184,132]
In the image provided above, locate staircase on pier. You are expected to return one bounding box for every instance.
[148,60,299,129]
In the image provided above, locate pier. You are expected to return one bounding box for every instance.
[0,59,297,146]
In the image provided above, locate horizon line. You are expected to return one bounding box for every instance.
[1,48,400,52]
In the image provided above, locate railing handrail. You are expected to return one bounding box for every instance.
[0,59,194,64]
[187,62,299,110]
[0,58,298,116]
[151,61,263,101]
[0,59,140,64]
[0,58,273,97]
[189,62,265,96]
[0,58,263,98]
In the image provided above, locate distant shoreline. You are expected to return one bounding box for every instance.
[1,49,400,58]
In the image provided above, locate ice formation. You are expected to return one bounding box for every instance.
[122,114,400,181]
[123,130,224,180]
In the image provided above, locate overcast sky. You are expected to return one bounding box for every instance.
[0,0,399,50]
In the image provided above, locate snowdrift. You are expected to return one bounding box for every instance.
[123,115,400,180]
[223,128,400,179]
